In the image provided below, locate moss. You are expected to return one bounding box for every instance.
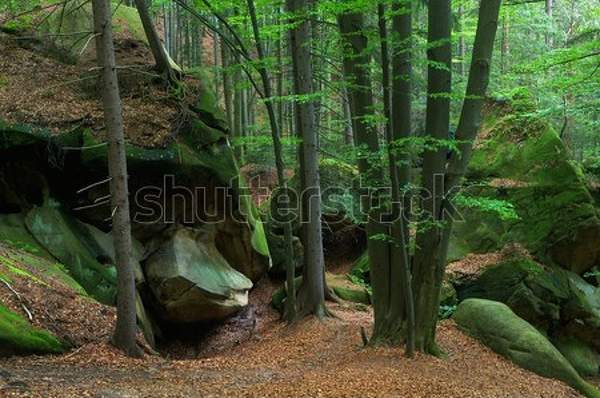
[25,202,117,304]
[0,303,65,356]
[454,299,600,398]
[271,273,370,311]
[460,105,600,274]
[553,336,599,377]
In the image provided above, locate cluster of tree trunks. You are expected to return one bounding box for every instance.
[337,0,502,355]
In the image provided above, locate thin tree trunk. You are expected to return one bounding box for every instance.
[457,3,465,77]
[288,0,327,318]
[221,37,234,133]
[545,0,553,47]
[501,9,509,73]
[247,0,298,320]
[389,0,415,356]
[134,0,176,81]
[92,0,142,358]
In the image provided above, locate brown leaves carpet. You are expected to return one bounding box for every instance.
[0,296,582,397]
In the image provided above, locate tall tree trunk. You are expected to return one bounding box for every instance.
[342,88,353,145]
[545,0,553,47]
[457,3,466,77]
[442,0,503,241]
[134,0,176,81]
[411,0,452,355]
[288,0,327,317]
[501,9,509,73]
[221,37,234,134]
[389,0,415,356]
[247,0,298,321]
[92,0,142,358]
[339,11,393,334]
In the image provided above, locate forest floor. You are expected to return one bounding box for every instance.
[0,258,583,398]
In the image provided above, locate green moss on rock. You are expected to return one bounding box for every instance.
[455,105,600,273]
[0,303,65,356]
[454,298,600,398]
[554,336,599,377]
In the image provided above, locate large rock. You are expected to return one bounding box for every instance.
[144,226,253,323]
[452,102,600,274]
[455,251,600,353]
[454,298,600,398]
[554,335,599,377]
[25,200,118,305]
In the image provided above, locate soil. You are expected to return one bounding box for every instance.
[0,253,583,398]
[0,32,199,149]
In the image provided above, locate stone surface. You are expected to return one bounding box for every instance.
[144,226,253,323]
[454,298,600,398]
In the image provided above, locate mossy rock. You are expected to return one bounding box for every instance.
[554,335,600,377]
[25,200,117,305]
[144,226,253,323]
[456,105,600,274]
[271,273,370,312]
[0,303,65,356]
[456,251,600,355]
[454,298,600,398]
[326,273,370,305]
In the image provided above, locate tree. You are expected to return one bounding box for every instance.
[91,0,142,358]
[288,0,327,317]
[133,0,176,82]
[246,0,297,321]
[411,0,453,355]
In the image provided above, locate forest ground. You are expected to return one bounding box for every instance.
[0,258,583,398]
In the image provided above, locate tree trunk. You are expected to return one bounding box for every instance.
[134,0,176,81]
[247,0,298,321]
[457,3,465,77]
[501,9,509,73]
[92,0,142,358]
[389,0,415,356]
[545,0,553,47]
[411,0,452,355]
[288,0,327,318]
[221,37,234,134]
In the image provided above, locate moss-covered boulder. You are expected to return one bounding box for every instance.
[0,303,65,356]
[144,226,253,323]
[25,200,118,304]
[554,336,599,377]
[454,298,600,398]
[452,103,600,274]
[455,251,600,354]
[271,272,370,311]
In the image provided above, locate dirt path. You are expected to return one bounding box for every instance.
[0,299,581,398]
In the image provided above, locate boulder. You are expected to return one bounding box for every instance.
[452,102,600,274]
[454,298,600,398]
[455,251,600,353]
[271,272,370,312]
[144,226,253,323]
[554,336,599,377]
[25,200,118,305]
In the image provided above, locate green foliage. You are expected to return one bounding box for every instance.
[454,193,520,221]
